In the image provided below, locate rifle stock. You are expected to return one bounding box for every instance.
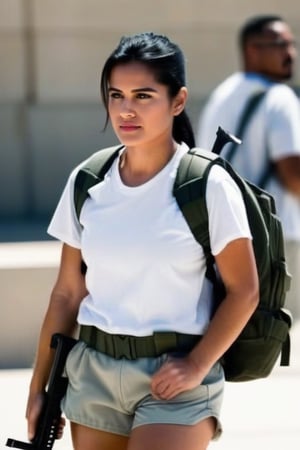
[6,334,77,450]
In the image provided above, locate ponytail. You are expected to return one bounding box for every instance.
[173,111,195,149]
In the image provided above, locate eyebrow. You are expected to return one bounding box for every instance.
[108,87,158,93]
[252,38,297,48]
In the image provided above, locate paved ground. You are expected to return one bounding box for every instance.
[1,323,300,450]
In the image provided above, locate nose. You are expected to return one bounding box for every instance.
[289,44,297,59]
[120,110,136,119]
[119,100,136,119]
[285,40,297,58]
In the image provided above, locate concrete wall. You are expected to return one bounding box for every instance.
[1,0,300,220]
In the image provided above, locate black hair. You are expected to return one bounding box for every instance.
[239,14,284,50]
[100,32,195,148]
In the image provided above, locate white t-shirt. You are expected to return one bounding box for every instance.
[197,72,300,241]
[48,143,251,336]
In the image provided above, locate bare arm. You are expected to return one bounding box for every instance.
[275,155,300,196]
[26,243,87,439]
[187,237,259,375]
[151,237,259,399]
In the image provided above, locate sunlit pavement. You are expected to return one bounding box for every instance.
[1,322,300,450]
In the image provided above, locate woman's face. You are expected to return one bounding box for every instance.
[108,62,184,149]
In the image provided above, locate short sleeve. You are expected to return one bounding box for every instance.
[266,85,300,160]
[206,165,252,255]
[47,165,83,248]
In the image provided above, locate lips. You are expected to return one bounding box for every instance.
[119,124,141,131]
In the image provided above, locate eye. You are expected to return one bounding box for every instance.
[109,92,123,99]
[136,92,151,99]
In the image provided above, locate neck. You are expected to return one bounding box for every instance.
[244,67,288,84]
[119,140,177,187]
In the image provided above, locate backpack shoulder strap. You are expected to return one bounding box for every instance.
[226,90,267,162]
[173,147,225,253]
[74,145,123,221]
[173,148,225,295]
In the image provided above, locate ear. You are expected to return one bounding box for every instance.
[173,87,188,116]
[243,41,260,69]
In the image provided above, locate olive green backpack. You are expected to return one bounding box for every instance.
[73,128,292,382]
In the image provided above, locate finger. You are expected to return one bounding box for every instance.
[27,395,45,441]
[153,383,181,400]
[28,411,38,441]
[60,416,66,427]
[56,426,64,440]
[154,380,169,394]
[152,378,180,399]
[152,362,175,387]
[27,402,42,441]
[56,417,66,439]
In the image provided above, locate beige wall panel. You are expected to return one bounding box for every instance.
[172,27,237,97]
[33,21,300,103]
[0,106,28,215]
[0,36,25,101]
[35,34,123,102]
[165,0,300,23]
[0,0,23,30]
[34,29,235,102]
[33,0,174,31]
[29,104,115,215]
[32,0,300,30]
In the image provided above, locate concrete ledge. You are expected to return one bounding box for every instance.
[0,241,61,368]
[0,241,61,268]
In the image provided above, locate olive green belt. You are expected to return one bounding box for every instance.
[79,325,202,360]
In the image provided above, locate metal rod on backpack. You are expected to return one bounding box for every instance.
[211,126,242,155]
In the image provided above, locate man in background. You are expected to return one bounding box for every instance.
[197,15,300,321]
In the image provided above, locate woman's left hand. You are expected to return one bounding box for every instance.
[150,355,206,400]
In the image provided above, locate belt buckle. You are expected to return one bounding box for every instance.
[113,335,137,359]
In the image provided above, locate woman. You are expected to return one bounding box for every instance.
[26,32,259,450]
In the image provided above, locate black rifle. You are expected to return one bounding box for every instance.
[6,333,77,450]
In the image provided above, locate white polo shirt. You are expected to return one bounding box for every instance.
[48,143,251,336]
[197,72,300,241]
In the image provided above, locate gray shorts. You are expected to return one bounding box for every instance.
[62,341,224,439]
